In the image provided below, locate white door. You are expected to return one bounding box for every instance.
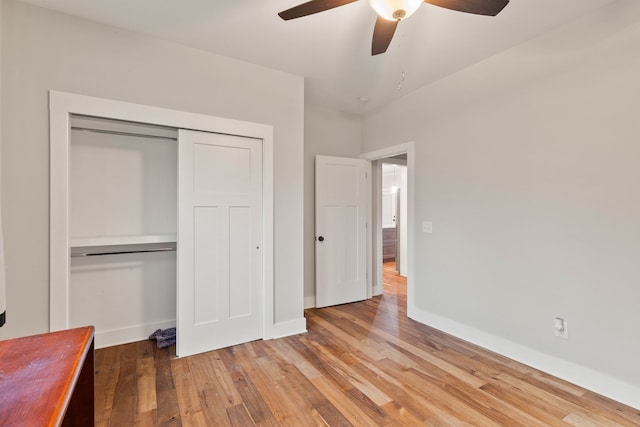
[315,155,369,308]
[177,129,262,357]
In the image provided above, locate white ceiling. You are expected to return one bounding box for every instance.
[17,0,619,114]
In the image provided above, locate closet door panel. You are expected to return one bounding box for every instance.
[178,129,262,358]
[229,206,252,319]
[193,206,222,325]
[194,143,252,194]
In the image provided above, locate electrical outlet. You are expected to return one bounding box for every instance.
[422,221,432,233]
[554,317,568,339]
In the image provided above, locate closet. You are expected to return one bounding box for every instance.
[50,91,273,358]
[68,115,178,349]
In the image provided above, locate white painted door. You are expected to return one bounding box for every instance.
[315,155,369,308]
[177,129,262,357]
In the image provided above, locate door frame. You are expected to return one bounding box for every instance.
[49,91,276,342]
[361,142,415,317]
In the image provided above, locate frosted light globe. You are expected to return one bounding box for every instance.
[368,0,423,21]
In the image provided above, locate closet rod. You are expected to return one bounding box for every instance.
[71,247,176,258]
[70,126,178,141]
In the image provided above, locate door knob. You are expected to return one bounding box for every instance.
[318,236,324,242]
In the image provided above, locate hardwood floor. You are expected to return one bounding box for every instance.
[95,264,640,426]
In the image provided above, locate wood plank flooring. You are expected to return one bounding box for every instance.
[95,263,640,426]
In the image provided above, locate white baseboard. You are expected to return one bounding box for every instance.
[98,317,307,350]
[304,295,316,309]
[267,317,307,340]
[94,319,176,349]
[410,307,640,411]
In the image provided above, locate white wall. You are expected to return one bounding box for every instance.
[363,0,640,408]
[0,0,304,340]
[304,103,361,307]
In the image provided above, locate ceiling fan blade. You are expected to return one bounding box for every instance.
[372,16,399,56]
[278,0,359,20]
[423,0,509,16]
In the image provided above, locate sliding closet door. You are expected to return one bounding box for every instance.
[177,130,263,357]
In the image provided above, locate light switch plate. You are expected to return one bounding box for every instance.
[422,221,432,233]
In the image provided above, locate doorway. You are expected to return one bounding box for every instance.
[381,160,407,277]
[380,159,407,311]
[361,142,415,316]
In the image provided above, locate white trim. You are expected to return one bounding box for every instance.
[49,91,275,347]
[411,306,640,410]
[94,319,176,350]
[365,161,372,299]
[360,143,413,161]
[361,142,416,316]
[372,160,384,295]
[49,106,71,331]
[262,125,276,340]
[50,91,270,137]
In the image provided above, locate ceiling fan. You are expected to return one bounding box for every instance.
[278,0,509,55]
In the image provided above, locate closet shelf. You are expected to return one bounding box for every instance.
[70,234,177,248]
[70,242,176,258]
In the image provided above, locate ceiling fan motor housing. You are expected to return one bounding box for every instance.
[368,0,423,21]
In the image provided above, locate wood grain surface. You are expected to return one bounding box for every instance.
[0,326,95,427]
[94,264,640,426]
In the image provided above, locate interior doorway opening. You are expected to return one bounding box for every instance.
[381,160,407,278]
[380,158,407,306]
[361,141,414,316]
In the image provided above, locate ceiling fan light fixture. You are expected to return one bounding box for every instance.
[368,0,422,21]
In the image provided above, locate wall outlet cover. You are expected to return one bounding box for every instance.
[554,317,568,339]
